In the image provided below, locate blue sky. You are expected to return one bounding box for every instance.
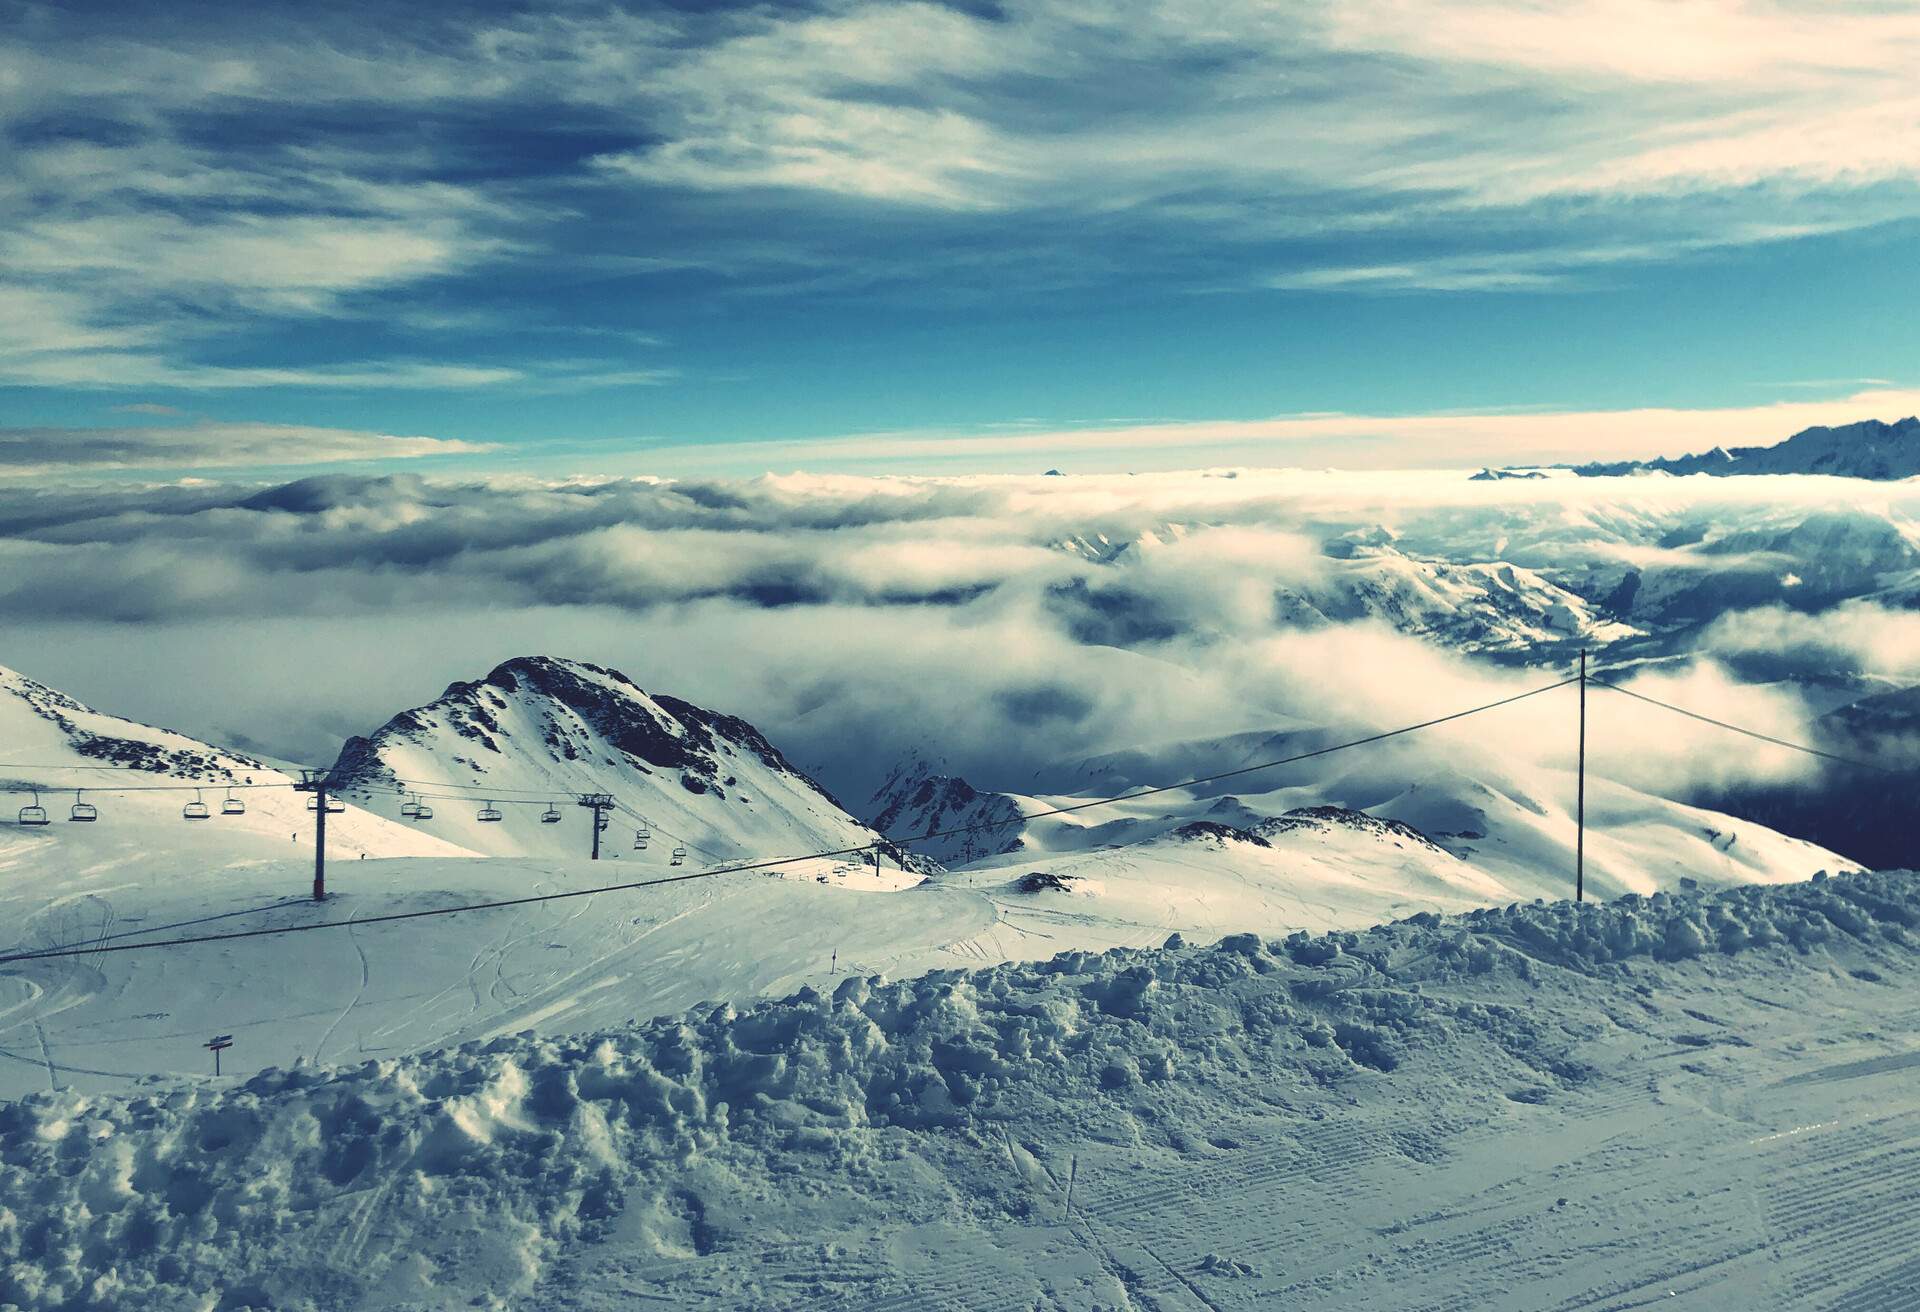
[5,0,1920,477]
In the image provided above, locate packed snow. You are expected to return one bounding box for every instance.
[3,869,1916,1310]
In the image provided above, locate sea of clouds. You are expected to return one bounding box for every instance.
[4,468,1915,806]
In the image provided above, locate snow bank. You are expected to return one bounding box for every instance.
[2,870,1913,1311]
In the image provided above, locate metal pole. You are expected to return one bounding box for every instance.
[1576,649,1587,904]
[578,794,613,860]
[313,779,327,902]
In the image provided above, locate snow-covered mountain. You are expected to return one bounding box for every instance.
[1574,415,1920,480]
[1049,525,1637,655]
[326,656,894,864]
[1570,506,1920,627]
[866,755,1029,864]
[1292,541,1639,652]
[0,663,468,862]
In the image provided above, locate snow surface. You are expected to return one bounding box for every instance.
[3,869,1917,1310]
[1,661,1854,1109]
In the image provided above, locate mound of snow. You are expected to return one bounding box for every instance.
[2,869,1914,1310]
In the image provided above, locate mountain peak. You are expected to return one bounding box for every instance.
[328,656,881,862]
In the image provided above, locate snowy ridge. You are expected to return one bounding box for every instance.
[0,665,266,783]
[1575,415,1920,480]
[0,664,471,862]
[326,656,891,863]
[1,868,1914,1310]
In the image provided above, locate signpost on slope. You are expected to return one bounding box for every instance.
[205,1034,233,1076]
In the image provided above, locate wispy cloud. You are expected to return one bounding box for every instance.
[620,387,1920,475]
[5,0,1919,401]
[0,421,493,476]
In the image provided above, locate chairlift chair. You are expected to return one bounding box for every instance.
[477,801,504,822]
[18,790,49,826]
[633,826,650,850]
[68,791,97,822]
[670,844,687,867]
[326,796,344,814]
[540,802,562,824]
[221,788,245,816]
[413,800,434,821]
[182,789,211,821]
[400,794,420,818]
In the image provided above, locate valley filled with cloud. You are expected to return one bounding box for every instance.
[6,466,1912,821]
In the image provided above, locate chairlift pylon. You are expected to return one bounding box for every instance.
[18,790,49,827]
[477,801,503,822]
[68,790,97,823]
[182,789,210,822]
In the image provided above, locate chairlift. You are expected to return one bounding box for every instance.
[221,788,245,816]
[633,826,650,850]
[182,789,211,821]
[477,801,504,822]
[400,794,420,818]
[68,790,97,823]
[18,790,49,827]
[413,800,434,821]
[326,795,344,814]
[669,844,687,867]
[540,802,562,824]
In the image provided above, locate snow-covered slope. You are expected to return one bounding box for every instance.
[326,657,891,864]
[0,663,472,864]
[5,869,1916,1311]
[1575,415,1920,479]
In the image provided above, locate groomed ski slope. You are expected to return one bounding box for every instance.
[4,869,1918,1311]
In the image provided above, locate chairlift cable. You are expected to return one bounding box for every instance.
[0,678,1575,965]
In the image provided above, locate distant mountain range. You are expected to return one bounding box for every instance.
[1572,416,1920,480]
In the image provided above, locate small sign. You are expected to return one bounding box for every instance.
[205,1034,234,1075]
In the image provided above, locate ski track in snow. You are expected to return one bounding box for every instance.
[3,871,1920,1311]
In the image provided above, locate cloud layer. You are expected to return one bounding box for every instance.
[5,467,1913,808]
[0,422,492,476]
